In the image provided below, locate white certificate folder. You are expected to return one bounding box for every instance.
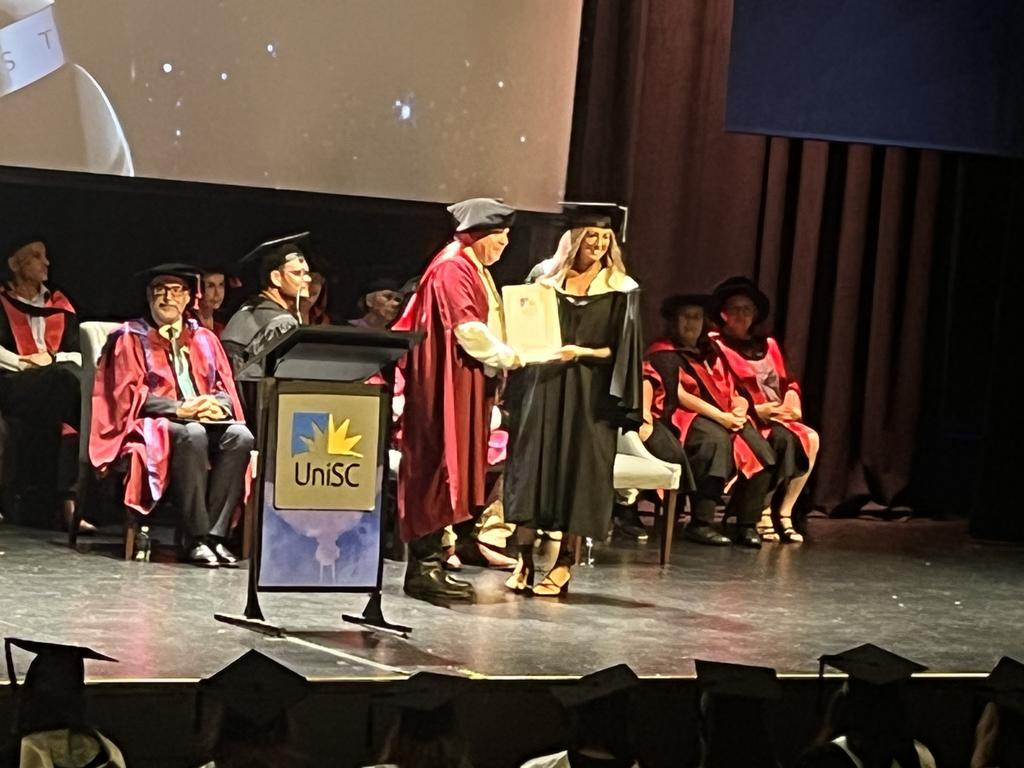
[502,282,563,364]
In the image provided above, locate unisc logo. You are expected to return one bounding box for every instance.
[291,412,364,488]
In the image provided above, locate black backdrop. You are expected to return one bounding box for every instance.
[0,166,563,323]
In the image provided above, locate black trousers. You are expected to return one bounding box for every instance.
[659,416,779,527]
[0,364,81,523]
[167,421,254,541]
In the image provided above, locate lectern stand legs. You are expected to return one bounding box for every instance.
[344,592,412,637]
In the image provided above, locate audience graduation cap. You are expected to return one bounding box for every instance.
[380,671,472,713]
[695,659,782,701]
[551,664,639,708]
[818,643,928,687]
[199,649,309,729]
[4,637,117,692]
[560,201,629,242]
[982,656,1024,716]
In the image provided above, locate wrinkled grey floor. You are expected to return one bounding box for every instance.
[0,518,1020,682]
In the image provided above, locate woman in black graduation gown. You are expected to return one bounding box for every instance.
[503,207,642,597]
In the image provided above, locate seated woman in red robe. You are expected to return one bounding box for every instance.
[708,276,820,542]
[643,294,777,548]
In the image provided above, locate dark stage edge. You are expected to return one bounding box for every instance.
[0,518,1020,683]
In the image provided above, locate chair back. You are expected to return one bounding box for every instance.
[78,321,122,465]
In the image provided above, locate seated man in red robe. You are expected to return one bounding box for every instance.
[90,265,254,567]
[0,235,90,532]
[392,198,520,604]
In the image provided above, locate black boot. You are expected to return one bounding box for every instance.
[404,530,475,604]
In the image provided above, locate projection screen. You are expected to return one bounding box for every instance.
[0,0,584,210]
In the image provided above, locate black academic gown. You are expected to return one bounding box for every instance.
[504,272,642,539]
[219,296,299,380]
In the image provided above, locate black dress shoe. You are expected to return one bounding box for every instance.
[683,524,731,546]
[404,560,475,605]
[212,542,240,568]
[735,526,763,549]
[614,518,650,541]
[185,543,220,567]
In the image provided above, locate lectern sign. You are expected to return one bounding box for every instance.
[274,393,381,511]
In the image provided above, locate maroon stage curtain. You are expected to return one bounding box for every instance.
[568,0,957,512]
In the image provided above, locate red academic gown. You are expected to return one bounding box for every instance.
[391,242,497,542]
[89,319,245,514]
[708,332,817,459]
[0,287,77,355]
[644,339,764,478]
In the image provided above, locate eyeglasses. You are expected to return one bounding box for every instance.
[150,284,189,298]
[282,268,311,280]
[724,304,756,316]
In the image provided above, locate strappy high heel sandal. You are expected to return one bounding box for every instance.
[533,563,571,597]
[778,516,804,543]
[504,546,535,594]
[756,511,779,543]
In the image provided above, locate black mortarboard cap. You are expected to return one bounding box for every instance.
[378,672,471,712]
[551,664,639,709]
[2,231,47,260]
[238,232,311,288]
[818,644,927,687]
[560,201,629,242]
[359,277,403,297]
[709,275,771,325]
[660,293,711,321]
[982,656,1024,716]
[239,232,310,266]
[447,198,516,233]
[695,659,782,701]
[5,637,117,692]
[199,650,309,729]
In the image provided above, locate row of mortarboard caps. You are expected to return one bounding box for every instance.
[6,638,1024,727]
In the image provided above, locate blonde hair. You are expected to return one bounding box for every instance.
[533,227,627,287]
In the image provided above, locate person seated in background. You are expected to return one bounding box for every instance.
[90,265,253,567]
[797,644,936,768]
[0,235,92,533]
[349,278,404,329]
[221,233,311,379]
[971,657,1024,768]
[197,267,228,335]
[643,294,777,548]
[709,276,819,543]
[695,659,782,768]
[300,271,332,326]
[521,665,640,768]
[1,638,126,768]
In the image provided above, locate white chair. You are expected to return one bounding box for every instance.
[613,429,684,566]
[70,321,123,551]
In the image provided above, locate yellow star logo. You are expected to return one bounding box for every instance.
[326,415,363,458]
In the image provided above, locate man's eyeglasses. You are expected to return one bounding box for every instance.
[150,284,189,298]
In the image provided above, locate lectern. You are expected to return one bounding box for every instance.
[215,325,420,635]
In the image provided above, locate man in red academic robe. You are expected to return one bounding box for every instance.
[90,264,253,567]
[392,198,519,603]
[0,236,89,531]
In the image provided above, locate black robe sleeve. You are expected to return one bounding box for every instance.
[609,289,643,430]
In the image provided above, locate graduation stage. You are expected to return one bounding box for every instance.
[0,517,1020,766]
